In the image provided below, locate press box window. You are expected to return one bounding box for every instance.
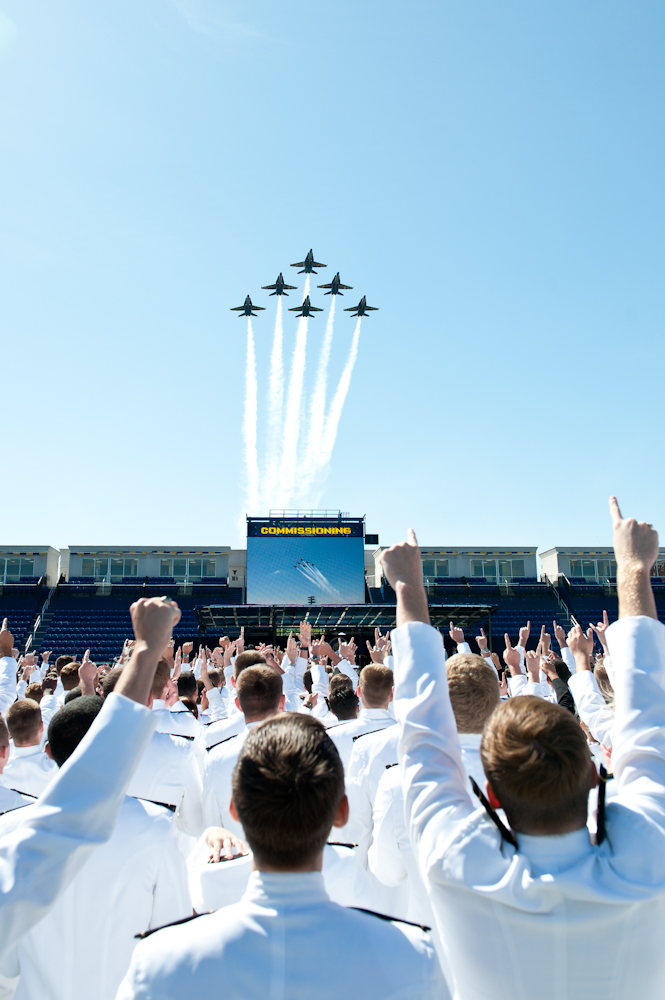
[2,558,35,582]
[422,559,449,581]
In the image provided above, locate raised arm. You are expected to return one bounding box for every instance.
[380,532,475,876]
[0,596,180,959]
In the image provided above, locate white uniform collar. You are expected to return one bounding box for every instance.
[516,826,592,873]
[358,707,393,721]
[244,870,329,906]
[12,744,42,758]
[152,699,166,711]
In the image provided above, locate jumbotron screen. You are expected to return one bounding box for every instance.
[246,517,366,605]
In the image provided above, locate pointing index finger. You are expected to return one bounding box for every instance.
[609,496,623,527]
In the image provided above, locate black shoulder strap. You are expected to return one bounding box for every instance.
[327,841,358,849]
[170,733,196,741]
[0,802,32,817]
[206,734,238,752]
[349,907,431,933]
[135,910,214,940]
[352,728,385,742]
[469,776,518,849]
[596,764,613,846]
[385,762,398,769]
[131,796,177,813]
[9,789,37,799]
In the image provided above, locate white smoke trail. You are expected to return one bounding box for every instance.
[319,318,362,467]
[243,317,260,514]
[304,295,336,479]
[263,297,284,509]
[279,314,309,509]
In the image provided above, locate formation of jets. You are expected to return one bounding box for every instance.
[231,249,378,320]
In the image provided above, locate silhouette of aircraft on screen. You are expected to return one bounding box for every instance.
[290,250,327,274]
[317,272,353,296]
[344,296,379,318]
[261,273,298,296]
[289,295,324,318]
[230,295,265,318]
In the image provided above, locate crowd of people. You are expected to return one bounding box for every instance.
[0,496,663,998]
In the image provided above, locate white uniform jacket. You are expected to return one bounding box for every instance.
[394,616,665,1000]
[343,725,399,864]
[569,669,615,747]
[204,711,244,749]
[127,730,203,838]
[4,744,56,797]
[202,723,257,837]
[117,869,447,1000]
[0,657,17,720]
[0,795,191,1000]
[328,708,396,772]
[152,700,200,738]
[0,692,156,961]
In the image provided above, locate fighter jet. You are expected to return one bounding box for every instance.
[317,272,353,296]
[290,249,327,274]
[261,273,298,297]
[288,295,324,318]
[230,295,265,318]
[344,296,379,318]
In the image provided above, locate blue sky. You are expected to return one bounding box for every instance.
[1,0,663,551]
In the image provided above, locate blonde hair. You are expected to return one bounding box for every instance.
[359,665,393,708]
[446,654,500,734]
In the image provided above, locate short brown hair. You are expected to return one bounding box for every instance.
[7,699,42,745]
[329,673,353,694]
[233,650,266,681]
[446,654,500,734]
[207,668,221,688]
[60,663,81,691]
[55,655,73,676]
[232,713,345,869]
[101,666,123,699]
[236,666,283,719]
[0,714,9,748]
[359,665,393,708]
[152,657,171,699]
[25,682,44,704]
[481,696,593,833]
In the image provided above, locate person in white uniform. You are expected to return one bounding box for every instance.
[380,498,665,1000]
[0,715,35,815]
[202,666,284,836]
[328,664,397,771]
[204,650,274,749]
[4,698,56,796]
[0,596,180,962]
[151,659,200,739]
[118,711,446,1000]
[0,695,191,1000]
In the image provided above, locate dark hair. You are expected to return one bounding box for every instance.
[152,657,171,699]
[101,666,123,699]
[551,656,571,683]
[236,666,283,719]
[329,686,358,721]
[60,663,82,692]
[177,671,197,700]
[208,668,221,688]
[303,670,313,694]
[6,699,42,745]
[55,655,74,676]
[232,713,345,869]
[47,696,103,767]
[64,686,82,704]
[25,682,44,704]
[233,650,267,681]
[180,697,198,719]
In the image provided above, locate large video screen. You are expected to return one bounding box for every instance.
[246,519,366,605]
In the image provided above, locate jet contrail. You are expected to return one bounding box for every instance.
[304,295,336,482]
[263,297,284,508]
[319,317,362,467]
[243,318,260,514]
[294,558,340,598]
[279,315,309,508]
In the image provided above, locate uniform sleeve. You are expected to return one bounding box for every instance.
[568,670,615,747]
[0,692,156,960]
[176,747,204,838]
[150,823,192,929]
[0,657,17,719]
[609,616,665,828]
[368,771,408,887]
[344,746,374,866]
[201,756,224,830]
[393,622,476,882]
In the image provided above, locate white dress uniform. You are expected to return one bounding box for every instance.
[4,744,56,797]
[204,686,228,722]
[0,782,34,816]
[569,670,615,747]
[343,725,399,864]
[0,692,156,962]
[393,616,665,1000]
[0,795,191,1000]
[126,730,203,837]
[188,843,378,913]
[152,699,200,738]
[328,708,396,772]
[117,869,447,1000]
[0,657,17,719]
[204,711,245,749]
[201,723,257,837]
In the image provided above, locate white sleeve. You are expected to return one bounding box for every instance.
[515,645,526,671]
[0,692,156,961]
[603,653,615,686]
[0,658,17,719]
[560,647,576,674]
[456,642,472,655]
[192,658,202,679]
[568,671,615,747]
[205,688,226,722]
[149,823,192,929]
[176,749,204,838]
[368,771,407,887]
[336,658,358,683]
[507,673,528,697]
[16,679,27,700]
[311,662,329,698]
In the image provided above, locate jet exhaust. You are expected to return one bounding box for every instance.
[263,297,284,507]
[319,317,362,470]
[243,318,260,514]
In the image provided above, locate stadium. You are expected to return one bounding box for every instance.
[3,510,665,662]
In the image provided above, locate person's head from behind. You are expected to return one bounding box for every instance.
[60,662,81,692]
[207,668,222,690]
[233,650,267,686]
[328,683,359,721]
[55,655,73,677]
[481,695,597,836]
[0,715,10,773]
[151,657,171,700]
[177,671,197,701]
[446,654,500,734]
[46,696,103,767]
[7,699,43,747]
[25,682,44,704]
[230,713,347,871]
[235,666,284,722]
[358,665,393,709]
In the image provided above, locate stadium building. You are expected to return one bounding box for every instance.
[2,515,665,664]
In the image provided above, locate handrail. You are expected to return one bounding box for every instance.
[23,585,57,652]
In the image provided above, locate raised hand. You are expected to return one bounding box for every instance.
[297,620,312,649]
[552,620,567,648]
[236,628,245,654]
[286,632,298,665]
[379,530,430,626]
[449,622,465,645]
[205,826,249,864]
[0,619,14,658]
[525,649,541,683]
[375,628,390,650]
[518,621,531,648]
[41,649,52,662]
[590,610,611,652]
[366,640,385,664]
[567,624,594,668]
[539,625,551,655]
[79,650,97,695]
[502,635,522,675]
[475,627,488,653]
[182,641,194,658]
